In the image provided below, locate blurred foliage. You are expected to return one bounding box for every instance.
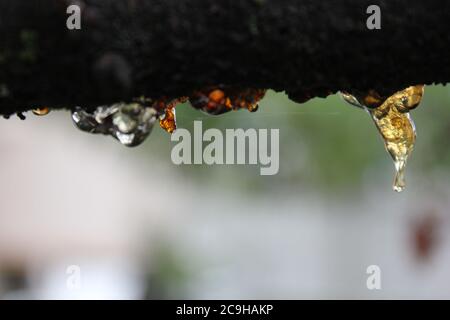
[144,240,191,299]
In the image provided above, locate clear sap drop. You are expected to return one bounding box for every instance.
[71,103,157,147]
[393,159,407,192]
[340,92,364,109]
[340,85,424,192]
[72,107,100,133]
[115,132,136,146]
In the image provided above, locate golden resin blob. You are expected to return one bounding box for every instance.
[159,106,177,134]
[341,85,424,192]
[32,107,50,116]
[156,97,187,134]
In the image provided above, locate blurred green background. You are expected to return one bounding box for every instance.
[141,85,450,194]
[1,85,450,299]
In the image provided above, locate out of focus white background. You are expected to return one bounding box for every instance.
[1,88,450,299]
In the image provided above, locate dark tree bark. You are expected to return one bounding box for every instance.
[0,0,450,116]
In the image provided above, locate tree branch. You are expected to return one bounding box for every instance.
[1,0,449,116]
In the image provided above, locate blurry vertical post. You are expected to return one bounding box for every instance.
[171,121,279,175]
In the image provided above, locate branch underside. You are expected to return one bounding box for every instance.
[0,0,450,116]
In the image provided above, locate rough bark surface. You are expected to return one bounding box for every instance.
[1,0,450,116]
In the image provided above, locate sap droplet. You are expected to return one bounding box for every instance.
[159,106,177,134]
[32,107,50,116]
[374,109,416,193]
[393,159,407,192]
[340,85,424,192]
[72,107,100,133]
[189,87,266,115]
[111,103,158,147]
[235,88,265,113]
[115,131,136,146]
[190,88,232,115]
[247,103,259,113]
[340,89,384,109]
[340,92,364,109]
[71,103,158,147]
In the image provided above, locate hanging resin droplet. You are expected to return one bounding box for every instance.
[247,102,259,113]
[72,102,158,147]
[190,88,233,115]
[372,105,416,192]
[340,85,424,192]
[159,106,177,134]
[32,107,50,116]
[341,89,384,110]
[151,96,187,134]
[233,88,266,113]
[189,87,266,115]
